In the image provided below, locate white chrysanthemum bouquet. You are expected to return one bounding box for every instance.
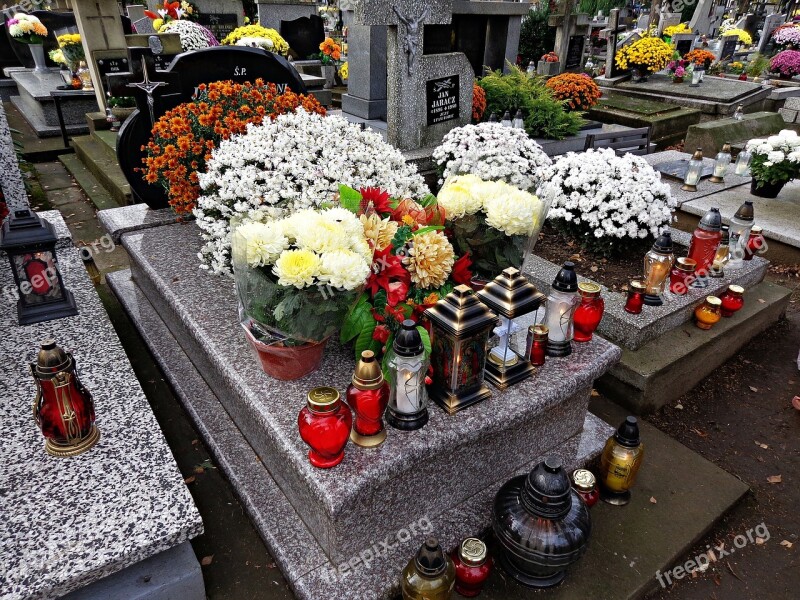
[159,19,218,52]
[437,174,551,279]
[232,208,371,346]
[541,148,676,257]
[746,129,800,191]
[432,123,552,191]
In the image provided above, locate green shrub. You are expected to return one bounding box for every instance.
[478,65,583,140]
[518,4,555,66]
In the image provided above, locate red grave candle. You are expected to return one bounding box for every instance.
[687,208,723,277]
[624,281,646,314]
[298,387,352,468]
[718,285,745,317]
[573,282,604,342]
[451,538,492,597]
[345,350,390,447]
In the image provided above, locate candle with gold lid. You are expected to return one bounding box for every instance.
[571,469,599,507]
[643,231,675,306]
[694,296,722,330]
[452,538,492,597]
[346,350,390,447]
[298,387,352,468]
[599,416,644,506]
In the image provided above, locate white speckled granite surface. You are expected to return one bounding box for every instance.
[117,220,621,564]
[0,213,203,600]
[107,269,613,600]
[0,102,29,212]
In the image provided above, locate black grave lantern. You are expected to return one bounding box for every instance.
[0,209,78,325]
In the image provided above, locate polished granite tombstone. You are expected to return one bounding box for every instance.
[101,209,620,598]
[0,212,203,600]
[9,70,97,137]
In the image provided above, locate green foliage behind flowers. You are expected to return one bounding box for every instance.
[478,65,583,140]
[518,4,556,67]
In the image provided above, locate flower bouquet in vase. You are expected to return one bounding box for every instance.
[7,14,49,72]
[745,130,800,198]
[232,208,371,380]
[437,175,551,287]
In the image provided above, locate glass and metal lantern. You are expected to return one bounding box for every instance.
[386,320,430,431]
[512,109,525,129]
[477,267,546,390]
[734,149,752,176]
[543,262,579,357]
[690,68,702,86]
[643,231,675,306]
[501,110,512,128]
[727,200,754,270]
[709,142,732,183]
[681,148,704,192]
[424,285,498,414]
[0,209,78,325]
[710,225,730,278]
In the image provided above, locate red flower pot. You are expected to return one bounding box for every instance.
[244,326,328,380]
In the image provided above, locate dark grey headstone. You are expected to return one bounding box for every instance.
[565,35,584,70]
[720,38,738,60]
[196,13,238,41]
[279,14,325,60]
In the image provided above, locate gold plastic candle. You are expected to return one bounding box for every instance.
[599,416,644,505]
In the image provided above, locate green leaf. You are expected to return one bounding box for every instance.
[273,294,302,322]
[416,326,432,358]
[338,184,363,213]
[340,294,373,343]
[419,193,438,208]
[355,320,378,357]
[412,226,445,236]
[392,225,413,250]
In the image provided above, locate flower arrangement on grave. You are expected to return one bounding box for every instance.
[472,83,486,122]
[48,48,66,66]
[541,148,677,257]
[158,19,218,51]
[727,60,745,74]
[746,53,770,78]
[683,48,716,68]
[339,61,349,81]
[437,174,550,280]
[338,186,463,362]
[220,24,290,55]
[666,56,692,82]
[718,17,735,34]
[433,122,552,192]
[545,73,601,111]
[663,23,691,38]
[6,14,47,44]
[772,23,800,49]
[614,36,672,74]
[196,110,430,275]
[55,33,84,69]
[745,130,800,193]
[769,49,800,78]
[722,28,752,46]
[541,51,559,63]
[145,1,191,29]
[232,208,372,379]
[143,80,325,215]
[478,65,583,140]
[314,37,342,64]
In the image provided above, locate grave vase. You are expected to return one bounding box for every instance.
[750,178,785,198]
[321,64,336,89]
[29,44,49,73]
[244,326,329,380]
[672,75,684,83]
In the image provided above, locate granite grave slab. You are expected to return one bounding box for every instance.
[0,101,27,211]
[9,70,98,136]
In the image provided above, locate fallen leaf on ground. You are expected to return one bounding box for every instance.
[754,440,769,449]
[780,540,793,548]
[792,396,800,411]
[201,555,214,566]
[591,389,600,397]
[675,403,683,410]
[690,427,708,437]
[590,266,599,272]
[183,475,195,484]
[726,561,743,582]
[749,386,758,392]
[756,537,766,545]
[758,298,766,303]
[767,475,782,484]
[650,496,657,504]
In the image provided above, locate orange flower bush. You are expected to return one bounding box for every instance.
[684,48,716,68]
[472,83,486,122]
[143,79,325,214]
[545,73,601,111]
[317,37,342,63]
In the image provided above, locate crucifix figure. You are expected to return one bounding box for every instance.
[392,5,429,76]
[127,51,166,126]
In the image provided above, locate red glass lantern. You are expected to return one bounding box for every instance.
[298,387,352,468]
[718,285,745,317]
[669,257,697,295]
[31,339,100,457]
[346,350,390,447]
[452,538,492,597]
[573,283,604,342]
[526,324,548,367]
[745,226,764,261]
[571,469,599,508]
[687,208,722,285]
[624,281,646,314]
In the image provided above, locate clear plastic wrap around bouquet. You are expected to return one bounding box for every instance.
[437,175,551,281]
[231,208,371,379]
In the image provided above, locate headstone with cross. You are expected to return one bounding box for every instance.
[600,8,627,79]
[354,0,472,151]
[549,0,591,74]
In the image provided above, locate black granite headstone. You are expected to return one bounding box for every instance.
[675,38,693,57]
[197,13,238,41]
[279,14,325,60]
[565,35,585,70]
[426,75,459,126]
[114,46,307,208]
[720,38,738,60]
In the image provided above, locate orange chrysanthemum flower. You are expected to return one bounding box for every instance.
[545,73,601,111]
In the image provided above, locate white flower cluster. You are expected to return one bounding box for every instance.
[432,123,552,191]
[746,129,800,166]
[232,208,371,290]
[159,20,217,52]
[196,109,429,274]
[438,174,546,237]
[235,36,274,50]
[7,14,46,38]
[542,148,676,240]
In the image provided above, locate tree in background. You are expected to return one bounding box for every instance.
[518,3,557,66]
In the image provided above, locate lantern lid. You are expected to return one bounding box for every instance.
[0,209,57,251]
[459,538,487,567]
[720,224,730,243]
[476,267,545,318]
[629,280,646,291]
[614,416,641,448]
[651,231,674,254]
[306,387,340,413]
[720,142,731,154]
[733,200,754,223]
[414,537,447,578]
[424,285,498,338]
[690,148,703,161]
[352,350,385,390]
[521,456,572,519]
[552,261,578,293]
[728,284,744,295]
[751,225,762,234]
[33,339,71,375]
[393,320,424,357]
[698,207,722,232]
[675,257,697,272]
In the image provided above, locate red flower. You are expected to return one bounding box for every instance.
[359,187,393,215]
[385,304,408,323]
[392,198,427,227]
[372,324,390,344]
[451,253,473,286]
[144,10,160,18]
[425,202,446,226]
[366,246,410,297]
[386,280,409,307]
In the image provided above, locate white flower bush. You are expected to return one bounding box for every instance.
[541,148,676,256]
[159,20,218,52]
[432,123,552,192]
[196,109,429,274]
[746,129,800,188]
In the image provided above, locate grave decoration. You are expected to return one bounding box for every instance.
[437,174,550,282]
[662,22,691,40]
[196,110,429,275]
[728,200,754,270]
[614,35,672,80]
[694,296,722,329]
[710,228,729,278]
[143,1,198,30]
[346,349,391,447]
[231,208,372,380]
[572,468,599,507]
[493,456,592,588]
[769,49,800,79]
[721,28,752,46]
[573,282,604,342]
[0,209,78,326]
[158,19,219,51]
[401,537,456,599]
[433,123,552,192]
[143,79,324,214]
[542,148,676,258]
[670,257,698,293]
[451,538,492,597]
[30,339,100,458]
[545,73,601,110]
[684,48,715,69]
[687,206,722,286]
[719,284,745,317]
[709,142,732,183]
[55,33,85,71]
[745,129,800,197]
[666,56,692,83]
[386,320,431,431]
[220,23,289,55]
[7,14,49,72]
[298,386,353,468]
[642,231,675,306]
[623,280,646,314]
[542,262,579,358]
[599,416,644,505]
[681,148,704,192]
[771,23,800,50]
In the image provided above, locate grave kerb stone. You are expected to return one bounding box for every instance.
[0,101,28,211]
